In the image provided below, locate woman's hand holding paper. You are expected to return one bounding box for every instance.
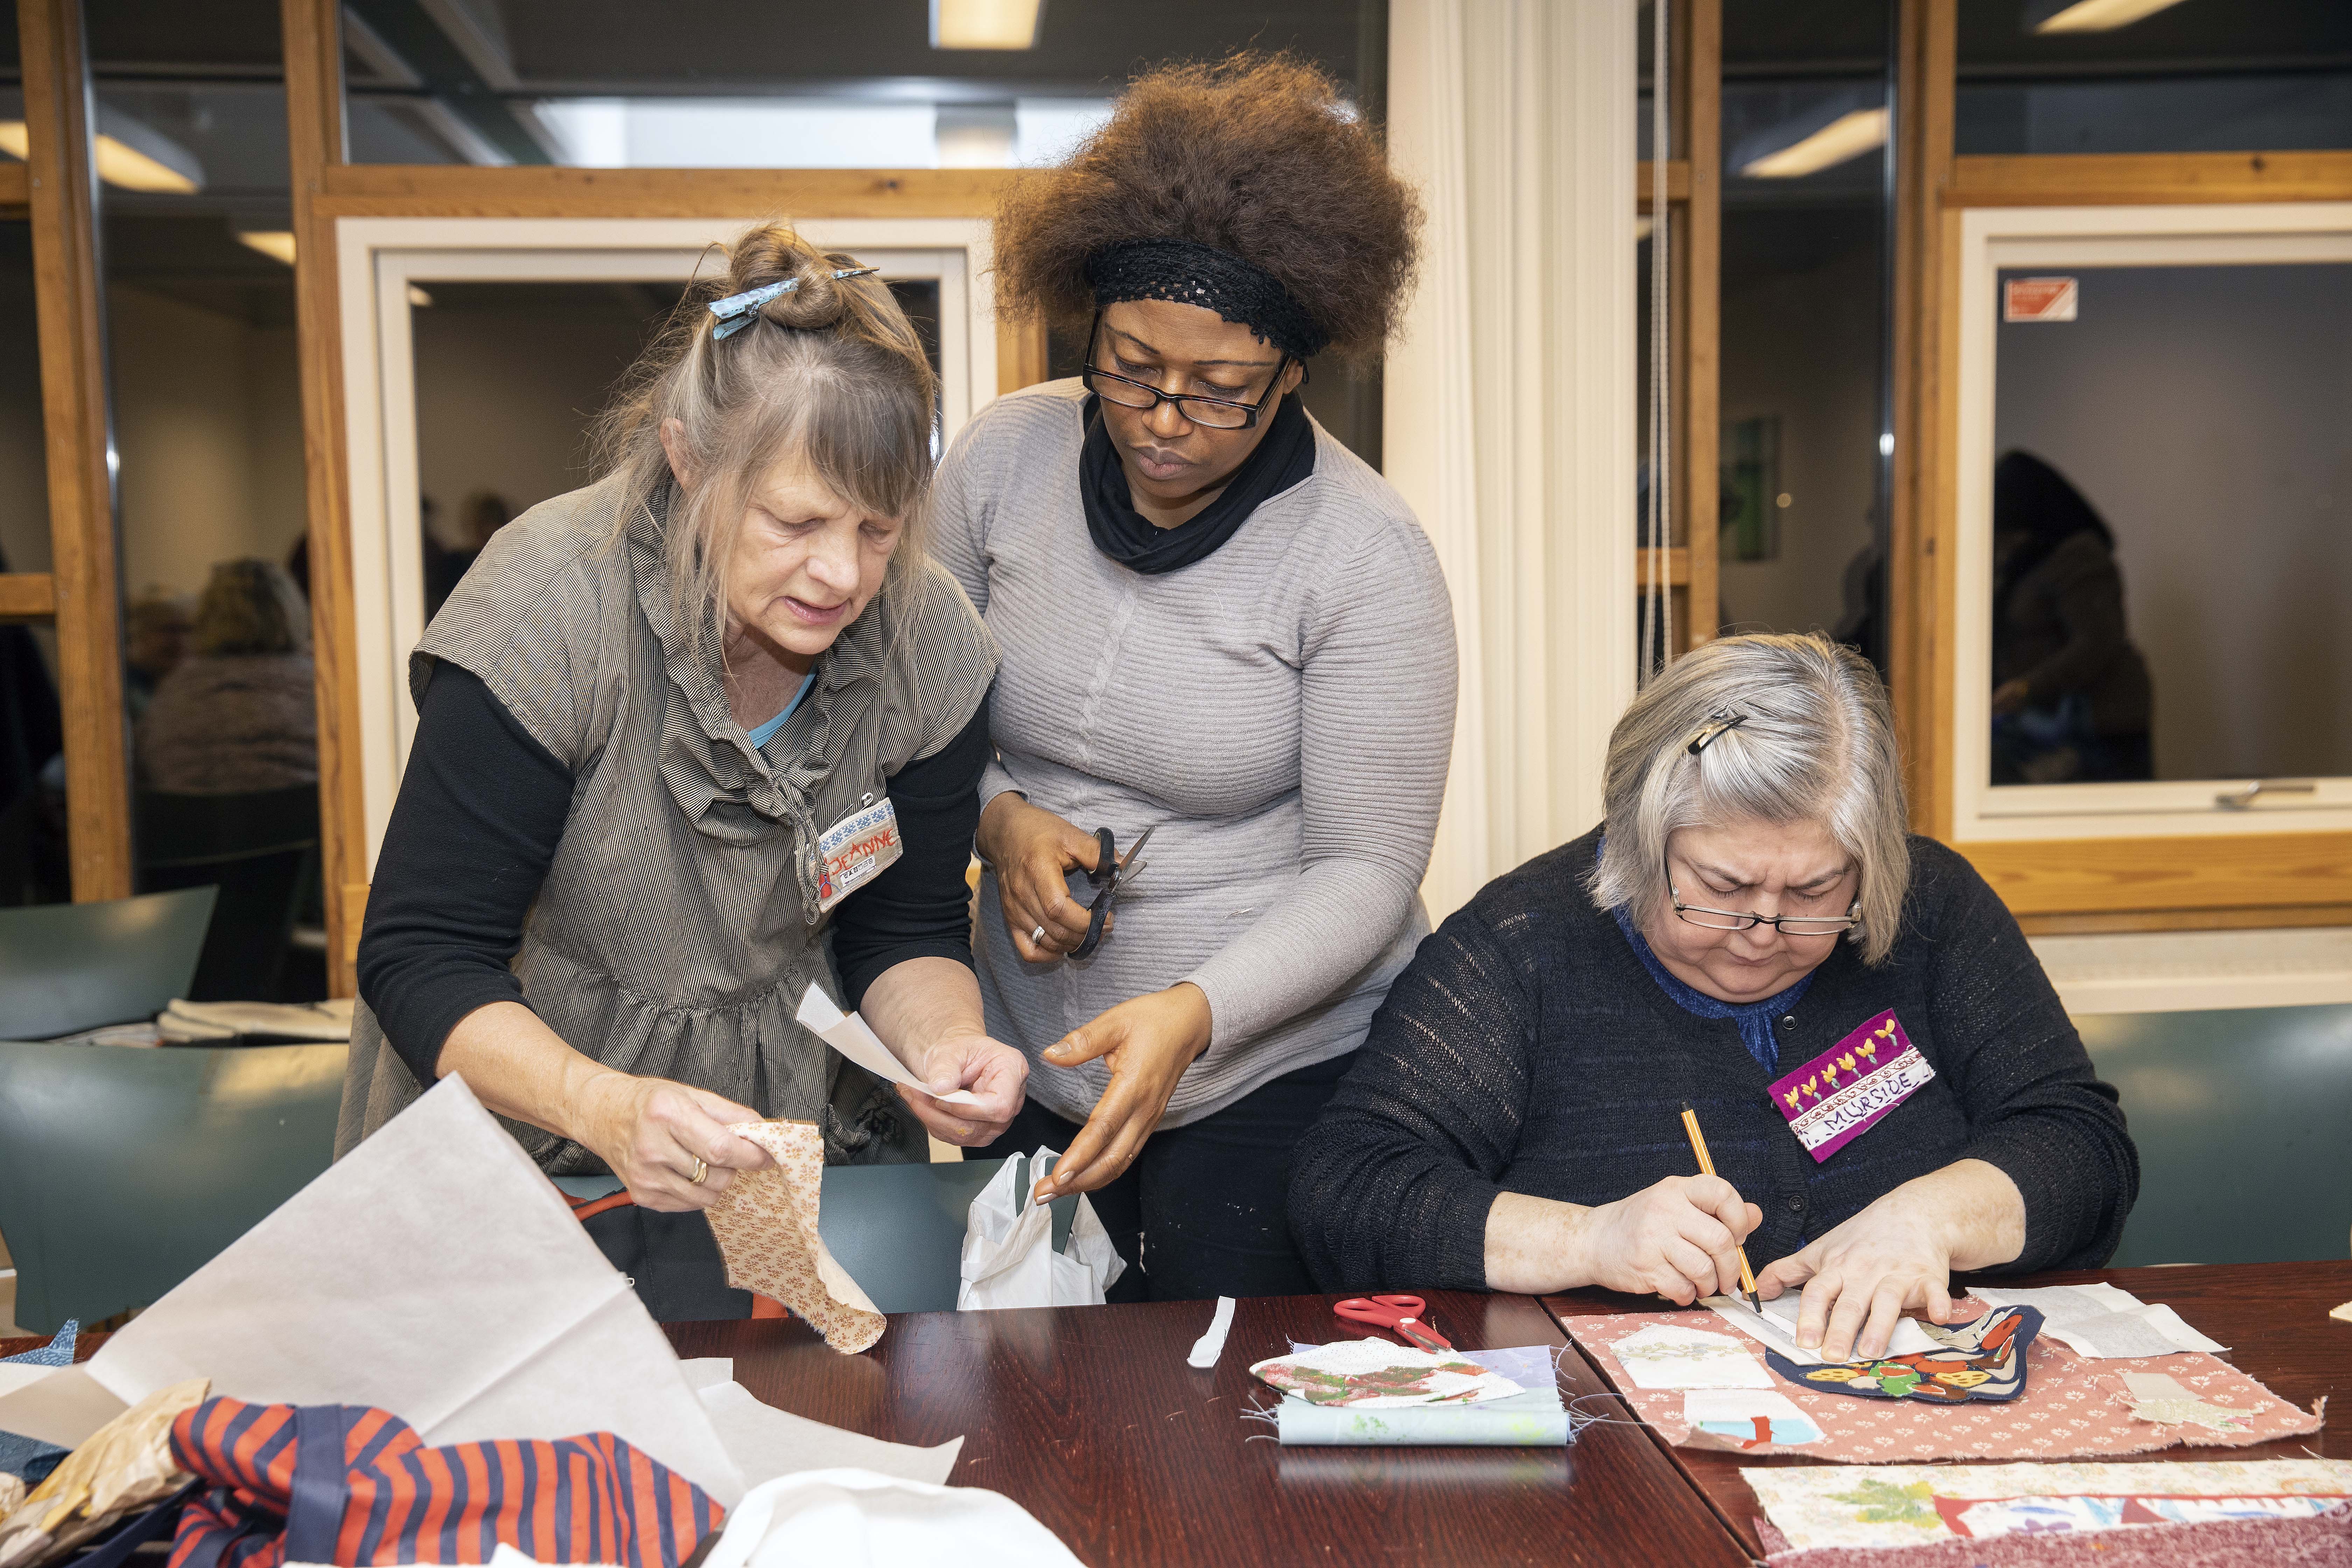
[576,1072,770,1213]
[978,794,1104,960]
[898,1029,1028,1147]
[1755,1157,2027,1362]
[1034,983,1213,1195]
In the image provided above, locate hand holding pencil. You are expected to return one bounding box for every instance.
[1679,1102,1761,1311]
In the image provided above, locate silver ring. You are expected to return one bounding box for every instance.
[1031,924,1048,947]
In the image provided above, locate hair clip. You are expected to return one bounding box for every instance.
[1686,712,1750,755]
[708,267,882,338]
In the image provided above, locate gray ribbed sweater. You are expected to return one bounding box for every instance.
[932,381,1458,1127]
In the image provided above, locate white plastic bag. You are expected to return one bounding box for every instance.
[957,1148,1125,1310]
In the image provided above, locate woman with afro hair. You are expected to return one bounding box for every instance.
[934,54,1457,1301]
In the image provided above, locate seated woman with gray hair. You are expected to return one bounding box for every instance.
[1289,634,2136,1362]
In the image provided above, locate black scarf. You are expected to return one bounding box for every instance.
[1077,391,1317,576]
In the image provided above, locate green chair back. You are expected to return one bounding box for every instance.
[818,1156,1083,1314]
[2078,1003,2352,1267]
[0,1040,347,1332]
[0,886,216,1039]
[137,784,320,1001]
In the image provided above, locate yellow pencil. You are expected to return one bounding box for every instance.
[1679,1101,1760,1311]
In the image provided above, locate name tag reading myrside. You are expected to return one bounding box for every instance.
[816,797,903,914]
[1769,1010,1934,1163]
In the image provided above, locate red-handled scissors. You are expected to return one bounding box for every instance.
[1333,1294,1453,1352]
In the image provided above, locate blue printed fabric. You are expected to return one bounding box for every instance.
[0,1319,78,1483]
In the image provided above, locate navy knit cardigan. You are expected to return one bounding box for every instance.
[1288,828,2138,1293]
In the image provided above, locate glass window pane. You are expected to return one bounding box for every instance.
[1957,0,2352,156]
[90,0,324,994]
[341,0,1385,168]
[0,211,70,908]
[1713,0,1892,667]
[1988,261,2352,784]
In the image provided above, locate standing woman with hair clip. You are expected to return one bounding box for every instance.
[338,226,1026,1319]
[933,55,1458,1301]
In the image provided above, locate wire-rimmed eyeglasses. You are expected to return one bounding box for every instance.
[1080,315,1294,430]
[1666,849,1861,937]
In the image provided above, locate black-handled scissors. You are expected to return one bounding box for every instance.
[1072,824,1154,960]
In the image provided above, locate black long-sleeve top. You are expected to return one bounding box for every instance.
[358,662,986,1085]
[1288,827,2138,1293]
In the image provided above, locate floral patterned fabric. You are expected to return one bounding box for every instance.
[704,1120,886,1354]
[1563,1305,2322,1462]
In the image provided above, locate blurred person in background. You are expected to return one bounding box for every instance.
[136,558,318,794]
[123,591,192,719]
[1989,451,2153,784]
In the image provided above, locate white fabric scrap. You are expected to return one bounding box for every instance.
[1972,1283,2226,1358]
[1187,1297,1237,1370]
[699,1469,1084,1568]
[1250,1339,1525,1408]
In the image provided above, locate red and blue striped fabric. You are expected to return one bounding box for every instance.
[167,1397,721,1568]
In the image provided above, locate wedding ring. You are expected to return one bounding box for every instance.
[689,1156,708,1186]
[1031,924,1048,947]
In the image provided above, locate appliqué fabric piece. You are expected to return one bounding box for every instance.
[2120,1373,2259,1433]
[1610,1324,1773,1389]
[1768,1008,1934,1162]
[704,1120,886,1354]
[1565,1306,2323,1463]
[1685,1389,1823,1447]
[1248,1339,1524,1408]
[1765,1306,2042,1405]
[1744,1458,2352,1554]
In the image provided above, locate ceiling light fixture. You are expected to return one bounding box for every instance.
[1740,106,1888,179]
[0,117,202,192]
[2027,0,2191,34]
[932,0,1043,50]
[235,230,298,265]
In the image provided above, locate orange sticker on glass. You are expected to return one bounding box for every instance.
[2004,276,2078,322]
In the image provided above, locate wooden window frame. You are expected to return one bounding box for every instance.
[11,0,131,904]
[1636,0,1721,655]
[278,0,1049,992]
[1889,0,2352,932]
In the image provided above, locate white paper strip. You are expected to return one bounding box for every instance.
[1188,1297,1237,1369]
[1702,1294,1939,1365]
[1970,1284,2227,1358]
[797,984,984,1106]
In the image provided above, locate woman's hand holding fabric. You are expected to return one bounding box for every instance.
[1033,983,1213,1196]
[1561,1175,1763,1304]
[977,793,1102,960]
[898,1030,1028,1148]
[575,1072,771,1213]
[1755,1158,2026,1362]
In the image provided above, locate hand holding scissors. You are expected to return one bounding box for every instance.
[1072,824,1153,959]
[1333,1293,1453,1353]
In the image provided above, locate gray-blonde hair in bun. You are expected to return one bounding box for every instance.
[1584,632,1911,965]
[593,222,938,663]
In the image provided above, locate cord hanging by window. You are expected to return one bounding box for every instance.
[1640,0,1674,688]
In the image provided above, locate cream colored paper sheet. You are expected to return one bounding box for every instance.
[0,1076,745,1506]
[795,985,982,1106]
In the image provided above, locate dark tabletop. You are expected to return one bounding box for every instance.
[1540,1259,2352,1559]
[670,1289,1751,1568]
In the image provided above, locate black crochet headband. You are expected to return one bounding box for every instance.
[1084,238,1330,360]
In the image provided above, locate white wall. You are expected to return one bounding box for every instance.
[411,296,658,529]
[109,287,308,601]
[1992,261,2352,781]
[1717,237,1879,637]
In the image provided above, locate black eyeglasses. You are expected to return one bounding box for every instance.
[1666,849,1861,937]
[1080,316,1294,430]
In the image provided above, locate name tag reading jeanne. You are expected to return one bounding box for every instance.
[1769,1009,1935,1163]
[816,796,902,914]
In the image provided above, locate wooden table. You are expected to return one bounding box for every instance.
[673,1289,1751,1567]
[1541,1259,2352,1560]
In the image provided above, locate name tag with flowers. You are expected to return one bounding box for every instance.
[1768,1010,1935,1163]
[816,796,903,914]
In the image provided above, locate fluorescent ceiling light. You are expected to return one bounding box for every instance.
[0,115,203,193]
[1740,106,1888,179]
[235,230,297,265]
[932,0,1043,50]
[2029,0,2191,33]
